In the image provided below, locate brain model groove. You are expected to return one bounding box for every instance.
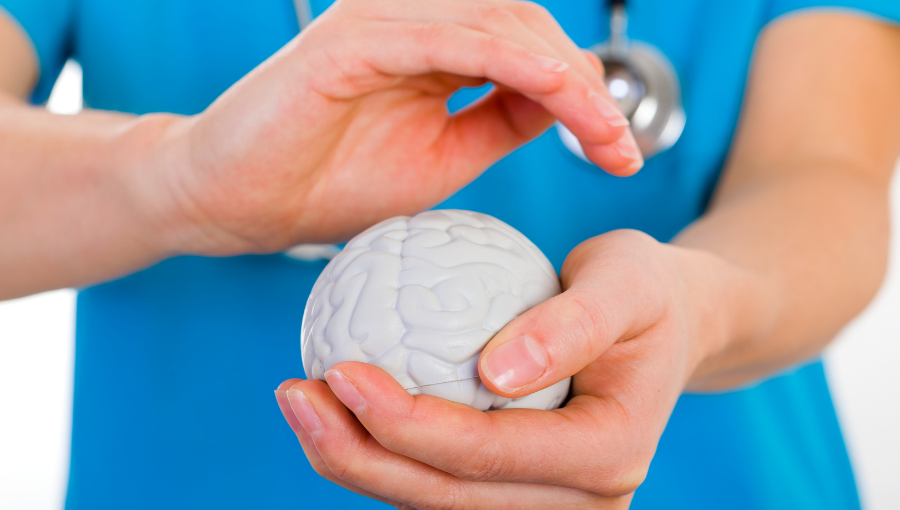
[302,210,571,411]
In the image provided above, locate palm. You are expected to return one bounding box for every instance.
[181,67,550,253]
[165,0,637,257]
[571,321,689,450]
[304,78,549,241]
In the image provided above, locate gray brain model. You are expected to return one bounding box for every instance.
[302,210,571,411]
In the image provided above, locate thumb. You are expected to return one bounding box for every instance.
[478,231,667,397]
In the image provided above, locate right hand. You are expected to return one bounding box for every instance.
[129,0,642,257]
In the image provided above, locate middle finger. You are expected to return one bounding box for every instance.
[359,0,636,157]
[287,378,622,509]
[321,361,648,496]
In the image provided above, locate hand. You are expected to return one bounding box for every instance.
[275,230,750,508]
[125,0,641,257]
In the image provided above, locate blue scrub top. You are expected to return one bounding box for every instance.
[3,0,899,508]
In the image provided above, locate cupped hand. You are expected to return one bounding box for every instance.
[131,0,641,257]
[275,230,748,509]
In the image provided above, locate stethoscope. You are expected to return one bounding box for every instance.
[286,0,684,262]
[557,0,685,162]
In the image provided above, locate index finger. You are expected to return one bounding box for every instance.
[472,0,608,91]
[334,0,642,173]
[471,0,644,172]
[323,361,649,496]
[284,377,630,509]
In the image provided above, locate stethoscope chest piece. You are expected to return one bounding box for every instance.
[558,3,685,163]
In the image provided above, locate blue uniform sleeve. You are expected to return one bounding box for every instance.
[0,0,74,104]
[768,0,900,25]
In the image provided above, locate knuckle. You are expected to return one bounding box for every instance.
[557,291,609,358]
[458,456,508,482]
[406,21,453,70]
[480,32,507,56]
[608,230,668,283]
[308,454,334,480]
[450,442,511,482]
[508,1,554,25]
[420,483,472,510]
[310,24,385,97]
[410,20,449,47]
[591,428,654,496]
[326,455,356,482]
[475,5,520,28]
[323,442,371,486]
[475,34,514,75]
[601,460,650,496]
[607,228,658,249]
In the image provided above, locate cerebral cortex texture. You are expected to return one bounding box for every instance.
[302,210,570,411]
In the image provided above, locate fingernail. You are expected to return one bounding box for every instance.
[325,370,366,414]
[287,389,322,435]
[590,92,630,127]
[482,335,548,392]
[626,160,645,173]
[614,129,644,167]
[530,54,570,73]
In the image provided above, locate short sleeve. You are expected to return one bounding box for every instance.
[0,0,74,104]
[767,0,900,26]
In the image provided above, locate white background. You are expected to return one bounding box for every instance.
[1,62,898,510]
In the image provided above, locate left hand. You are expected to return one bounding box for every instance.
[275,230,748,508]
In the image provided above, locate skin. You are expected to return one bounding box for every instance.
[1,1,898,509]
[273,9,900,510]
[0,0,639,301]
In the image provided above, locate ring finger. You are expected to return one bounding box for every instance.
[282,378,620,509]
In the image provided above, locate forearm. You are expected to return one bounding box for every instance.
[0,95,184,300]
[671,12,900,392]
[678,161,891,391]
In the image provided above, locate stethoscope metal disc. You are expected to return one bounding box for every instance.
[557,41,685,163]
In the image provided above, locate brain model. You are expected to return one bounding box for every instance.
[302,210,570,411]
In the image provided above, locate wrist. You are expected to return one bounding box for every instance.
[113,112,203,259]
[667,245,777,391]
